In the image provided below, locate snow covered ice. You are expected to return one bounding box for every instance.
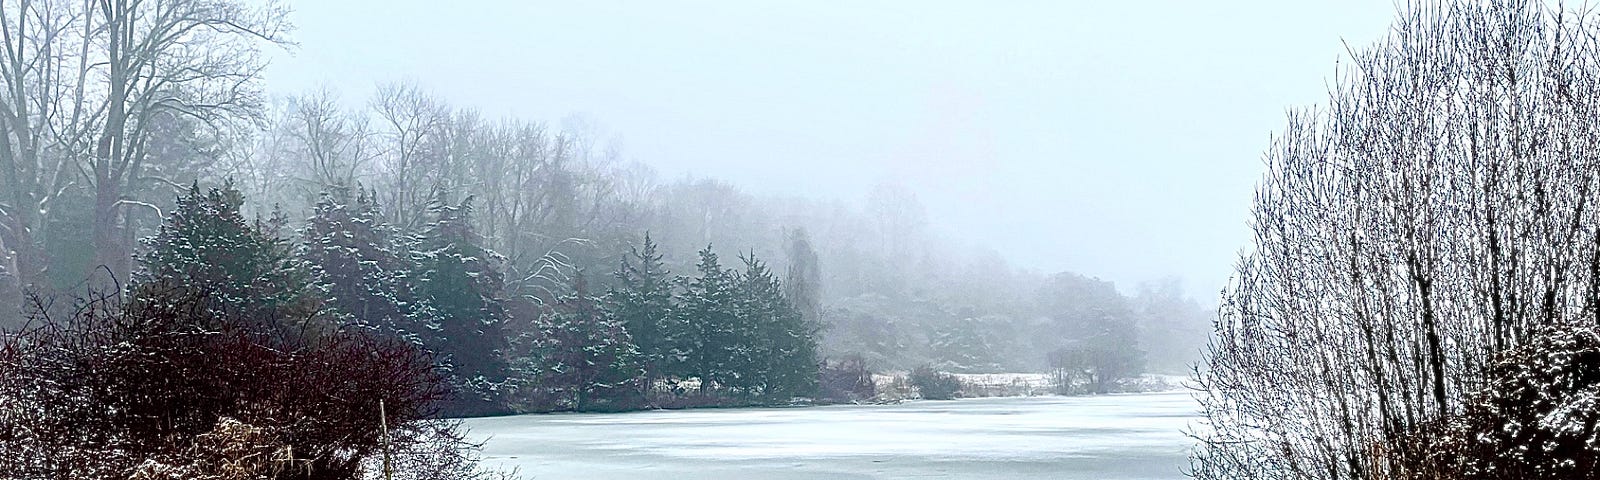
[466,391,1199,479]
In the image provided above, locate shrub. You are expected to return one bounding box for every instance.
[1386,324,1600,480]
[908,365,962,400]
[0,285,491,480]
[818,354,876,403]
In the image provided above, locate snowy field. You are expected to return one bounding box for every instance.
[465,391,1201,479]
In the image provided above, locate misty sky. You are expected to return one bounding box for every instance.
[262,1,1397,301]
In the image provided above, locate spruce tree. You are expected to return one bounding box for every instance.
[414,198,511,415]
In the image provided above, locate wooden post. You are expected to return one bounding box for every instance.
[380,399,393,480]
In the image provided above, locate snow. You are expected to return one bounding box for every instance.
[465,391,1199,479]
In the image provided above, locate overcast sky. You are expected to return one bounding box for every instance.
[261,1,1397,301]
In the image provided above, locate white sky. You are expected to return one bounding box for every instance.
[261,1,1397,300]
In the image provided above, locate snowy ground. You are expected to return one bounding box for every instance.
[465,391,1201,479]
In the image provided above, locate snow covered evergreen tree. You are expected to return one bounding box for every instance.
[651,244,822,402]
[136,182,323,330]
[1394,323,1600,478]
[299,188,437,342]
[414,198,511,416]
[927,316,1005,373]
[528,273,644,412]
[677,245,747,396]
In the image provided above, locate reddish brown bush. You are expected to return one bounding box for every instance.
[0,284,477,480]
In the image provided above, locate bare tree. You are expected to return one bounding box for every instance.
[372,81,449,230]
[81,0,289,283]
[0,0,94,298]
[1194,1,1600,478]
[285,88,374,194]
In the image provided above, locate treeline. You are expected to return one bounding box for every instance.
[227,87,1210,378]
[287,182,824,415]
[0,0,1209,396]
[521,234,821,411]
[0,175,828,478]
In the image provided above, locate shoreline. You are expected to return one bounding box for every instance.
[458,377,1192,420]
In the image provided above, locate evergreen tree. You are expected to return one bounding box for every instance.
[783,228,821,324]
[677,245,746,396]
[530,273,645,412]
[299,188,436,342]
[414,198,511,415]
[606,232,676,391]
[136,182,322,329]
[739,253,818,401]
[665,245,820,402]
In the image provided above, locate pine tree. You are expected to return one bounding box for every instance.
[299,188,436,342]
[136,181,322,329]
[414,197,511,415]
[531,273,644,411]
[606,232,676,392]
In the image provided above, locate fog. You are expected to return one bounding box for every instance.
[262,1,1395,298]
[8,2,1535,478]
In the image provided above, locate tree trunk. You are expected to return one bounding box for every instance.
[0,234,22,329]
[92,175,124,286]
[92,0,128,289]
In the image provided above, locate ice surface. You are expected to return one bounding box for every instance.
[465,391,1200,479]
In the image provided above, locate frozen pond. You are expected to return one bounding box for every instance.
[465,391,1201,479]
